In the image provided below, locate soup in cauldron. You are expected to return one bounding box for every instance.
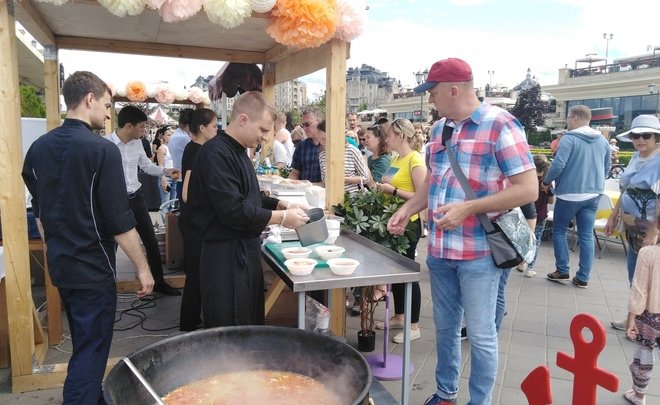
[161,370,343,404]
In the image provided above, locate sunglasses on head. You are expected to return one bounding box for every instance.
[630,132,655,140]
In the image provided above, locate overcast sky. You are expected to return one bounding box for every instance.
[58,0,660,101]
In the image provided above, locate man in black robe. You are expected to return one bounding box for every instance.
[188,91,309,327]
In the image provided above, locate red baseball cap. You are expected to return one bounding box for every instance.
[413,58,473,93]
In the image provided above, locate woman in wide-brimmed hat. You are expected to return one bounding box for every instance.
[605,114,660,332]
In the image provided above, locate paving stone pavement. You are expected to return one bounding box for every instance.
[1,238,658,404]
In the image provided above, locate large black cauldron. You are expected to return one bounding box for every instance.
[103,326,371,404]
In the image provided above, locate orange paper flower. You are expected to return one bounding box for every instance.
[266,0,338,49]
[126,81,148,102]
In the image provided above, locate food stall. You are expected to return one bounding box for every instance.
[0,0,361,394]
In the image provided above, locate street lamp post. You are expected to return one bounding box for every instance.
[487,70,495,96]
[603,33,614,61]
[415,69,428,122]
[649,82,659,114]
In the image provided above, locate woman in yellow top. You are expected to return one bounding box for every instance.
[374,118,427,343]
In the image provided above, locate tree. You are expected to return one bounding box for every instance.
[20,85,46,118]
[358,101,368,112]
[510,83,545,131]
[307,90,326,116]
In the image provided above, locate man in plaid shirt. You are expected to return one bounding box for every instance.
[388,58,537,405]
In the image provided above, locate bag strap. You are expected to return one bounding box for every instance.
[441,124,495,232]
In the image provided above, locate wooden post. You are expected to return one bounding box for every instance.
[42,45,62,345]
[325,39,348,337]
[0,0,36,376]
[105,103,116,135]
[262,62,276,104]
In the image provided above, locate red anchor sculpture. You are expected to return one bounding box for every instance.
[521,313,619,405]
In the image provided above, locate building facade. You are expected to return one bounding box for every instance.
[544,53,660,132]
[346,64,396,113]
[274,79,307,112]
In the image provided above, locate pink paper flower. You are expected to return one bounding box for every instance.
[204,0,252,29]
[159,0,203,23]
[266,0,338,49]
[333,0,367,42]
[155,85,176,104]
[188,87,205,104]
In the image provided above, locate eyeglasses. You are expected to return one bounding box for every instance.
[630,132,654,140]
[301,122,312,128]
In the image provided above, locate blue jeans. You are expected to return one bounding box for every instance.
[428,255,501,404]
[551,196,599,282]
[626,248,638,285]
[495,267,511,333]
[159,178,177,205]
[529,219,546,269]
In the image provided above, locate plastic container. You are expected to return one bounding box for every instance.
[315,245,345,260]
[284,258,318,276]
[281,247,312,260]
[327,258,360,276]
[325,219,341,244]
[296,208,328,246]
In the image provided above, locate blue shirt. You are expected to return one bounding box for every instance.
[290,138,321,182]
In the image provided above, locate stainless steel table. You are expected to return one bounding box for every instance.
[261,230,420,405]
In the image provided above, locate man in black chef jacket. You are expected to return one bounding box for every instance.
[22,71,154,404]
[188,91,310,327]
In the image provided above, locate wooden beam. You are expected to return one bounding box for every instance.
[56,36,266,64]
[0,280,8,368]
[274,45,329,85]
[264,44,294,64]
[324,39,348,337]
[0,0,36,377]
[13,0,56,46]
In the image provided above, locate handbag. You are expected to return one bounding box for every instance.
[440,124,535,269]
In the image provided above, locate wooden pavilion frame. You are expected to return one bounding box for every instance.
[0,0,348,392]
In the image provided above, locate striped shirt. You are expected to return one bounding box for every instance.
[319,144,370,193]
[426,102,534,260]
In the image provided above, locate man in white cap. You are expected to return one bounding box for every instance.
[387,58,537,405]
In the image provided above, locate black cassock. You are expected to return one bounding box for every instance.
[188,132,278,327]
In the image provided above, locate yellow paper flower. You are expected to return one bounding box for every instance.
[266,0,338,49]
[98,0,145,17]
[126,81,148,102]
[204,0,252,29]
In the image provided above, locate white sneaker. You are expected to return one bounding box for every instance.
[524,268,537,278]
[624,389,645,405]
[392,328,420,343]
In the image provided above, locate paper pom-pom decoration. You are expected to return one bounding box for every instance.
[98,0,145,17]
[145,0,167,9]
[34,0,70,5]
[126,81,148,102]
[107,83,116,97]
[155,85,176,104]
[333,0,366,42]
[267,0,338,49]
[188,87,206,104]
[250,0,276,13]
[159,0,203,23]
[173,88,189,101]
[204,0,252,29]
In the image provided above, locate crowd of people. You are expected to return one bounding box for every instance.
[21,59,659,404]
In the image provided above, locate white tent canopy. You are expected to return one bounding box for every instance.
[148,106,177,125]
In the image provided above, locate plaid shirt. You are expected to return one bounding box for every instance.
[426,102,534,260]
[291,138,321,182]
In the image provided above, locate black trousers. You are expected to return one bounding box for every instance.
[391,219,422,323]
[128,190,165,284]
[60,285,116,405]
[178,214,202,331]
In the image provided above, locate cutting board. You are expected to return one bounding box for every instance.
[264,241,330,268]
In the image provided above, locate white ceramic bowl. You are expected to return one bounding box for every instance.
[284,258,318,276]
[315,245,345,261]
[327,258,360,276]
[281,247,312,260]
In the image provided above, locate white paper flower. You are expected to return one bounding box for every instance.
[188,87,205,104]
[34,0,70,5]
[204,0,252,29]
[145,0,166,9]
[250,0,276,13]
[116,87,127,98]
[147,86,156,98]
[98,0,145,17]
[173,88,189,101]
[159,0,203,23]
